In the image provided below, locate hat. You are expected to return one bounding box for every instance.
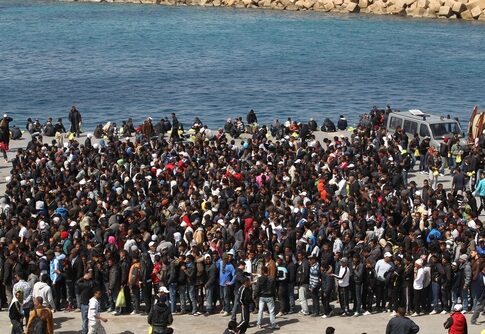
[278,255,284,260]
[459,254,468,261]
[158,286,169,294]
[149,241,156,247]
[217,219,225,227]
[384,252,392,258]
[227,249,235,257]
[340,257,348,263]
[415,259,423,266]
[69,221,77,227]
[451,262,457,267]
[0,237,6,243]
[122,199,129,206]
[35,249,44,257]
[60,231,69,240]
[453,304,463,312]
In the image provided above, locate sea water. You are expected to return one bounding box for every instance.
[1,0,485,129]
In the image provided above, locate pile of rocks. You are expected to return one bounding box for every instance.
[74,0,485,20]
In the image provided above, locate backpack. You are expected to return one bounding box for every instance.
[29,309,47,334]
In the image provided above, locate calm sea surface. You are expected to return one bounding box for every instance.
[1,0,485,129]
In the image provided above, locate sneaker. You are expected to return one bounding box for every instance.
[271,324,280,330]
[276,312,284,317]
[257,324,262,329]
[130,311,139,315]
[222,311,230,317]
[363,311,371,316]
[429,310,437,315]
[410,312,419,317]
[299,310,309,316]
[353,312,361,317]
[440,310,448,315]
[321,314,328,319]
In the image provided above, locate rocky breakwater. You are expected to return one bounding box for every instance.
[75,0,485,20]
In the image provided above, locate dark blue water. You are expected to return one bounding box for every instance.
[1,0,484,129]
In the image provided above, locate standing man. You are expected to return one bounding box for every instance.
[385,307,420,334]
[296,251,310,316]
[236,277,252,334]
[0,113,13,163]
[217,253,235,317]
[68,105,82,137]
[9,289,24,334]
[254,266,279,330]
[471,264,485,325]
[76,270,95,334]
[87,289,108,334]
[148,287,173,334]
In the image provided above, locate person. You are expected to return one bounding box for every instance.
[26,296,54,334]
[0,113,13,162]
[470,264,485,325]
[325,327,335,334]
[333,256,351,315]
[223,320,239,334]
[444,304,467,334]
[68,105,82,137]
[236,277,252,334]
[412,259,425,316]
[9,289,24,334]
[148,287,173,334]
[337,115,348,131]
[87,289,108,334]
[385,307,420,334]
[33,273,56,311]
[246,109,257,125]
[254,266,279,330]
[296,251,310,316]
[77,271,95,334]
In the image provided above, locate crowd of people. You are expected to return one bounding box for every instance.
[1,106,485,334]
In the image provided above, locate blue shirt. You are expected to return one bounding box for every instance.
[216,259,235,286]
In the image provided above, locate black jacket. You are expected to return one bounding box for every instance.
[205,263,217,288]
[385,316,419,334]
[76,278,95,305]
[254,275,275,298]
[296,260,309,285]
[148,302,173,328]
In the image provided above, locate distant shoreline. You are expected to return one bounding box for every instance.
[63,0,485,22]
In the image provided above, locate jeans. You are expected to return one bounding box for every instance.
[131,286,140,313]
[81,304,89,334]
[451,290,459,311]
[338,286,350,313]
[178,285,187,313]
[413,289,424,314]
[354,283,363,313]
[429,169,438,189]
[431,282,441,311]
[10,320,23,334]
[169,283,177,313]
[143,282,153,314]
[221,285,233,313]
[231,288,241,321]
[257,297,276,327]
[402,170,409,186]
[462,288,470,312]
[205,285,215,313]
[471,298,485,323]
[310,286,320,315]
[188,284,197,313]
[298,284,309,314]
[288,283,295,312]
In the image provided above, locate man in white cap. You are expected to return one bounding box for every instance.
[375,251,394,312]
[148,286,173,334]
[411,259,425,317]
[444,303,467,334]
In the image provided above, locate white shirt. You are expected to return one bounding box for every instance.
[413,268,424,290]
[334,265,350,287]
[88,297,100,325]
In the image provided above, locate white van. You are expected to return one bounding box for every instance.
[386,109,466,148]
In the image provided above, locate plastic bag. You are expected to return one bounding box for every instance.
[115,288,126,308]
[148,325,153,334]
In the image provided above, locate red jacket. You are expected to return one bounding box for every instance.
[448,311,467,334]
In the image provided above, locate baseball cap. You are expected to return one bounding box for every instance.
[158,286,169,294]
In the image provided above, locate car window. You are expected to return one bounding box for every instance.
[419,124,431,138]
[429,122,462,138]
[403,120,418,135]
[389,116,402,130]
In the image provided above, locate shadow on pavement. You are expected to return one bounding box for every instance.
[252,318,299,333]
[54,316,75,330]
